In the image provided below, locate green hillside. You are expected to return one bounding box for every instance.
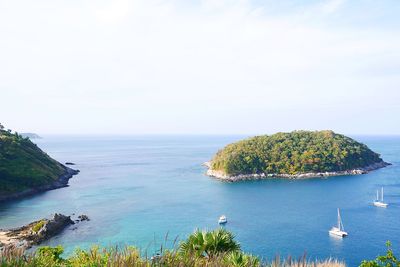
[210,130,386,176]
[0,125,69,197]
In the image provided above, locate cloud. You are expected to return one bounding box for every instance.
[0,0,399,134]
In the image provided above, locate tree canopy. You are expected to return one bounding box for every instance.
[210,130,384,176]
[0,125,66,195]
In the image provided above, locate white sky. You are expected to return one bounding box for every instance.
[1,0,399,135]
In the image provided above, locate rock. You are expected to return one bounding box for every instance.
[0,213,74,250]
[202,162,211,168]
[65,162,75,165]
[28,213,74,245]
[78,214,90,221]
[205,161,391,182]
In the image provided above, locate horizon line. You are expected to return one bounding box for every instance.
[31,132,400,137]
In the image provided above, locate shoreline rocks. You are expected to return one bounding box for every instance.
[0,167,79,203]
[0,213,76,250]
[204,161,391,182]
[77,214,90,222]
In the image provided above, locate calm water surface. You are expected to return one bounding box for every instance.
[0,135,399,266]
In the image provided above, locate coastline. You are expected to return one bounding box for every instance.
[0,167,79,203]
[0,213,88,249]
[204,161,391,182]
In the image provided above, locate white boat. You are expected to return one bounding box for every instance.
[218,215,227,224]
[373,187,388,208]
[329,208,348,238]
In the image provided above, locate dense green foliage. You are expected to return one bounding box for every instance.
[179,228,241,258]
[360,242,400,267]
[0,229,345,267]
[0,125,65,195]
[211,130,384,176]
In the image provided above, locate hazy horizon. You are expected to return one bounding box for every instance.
[17,132,400,138]
[1,0,399,135]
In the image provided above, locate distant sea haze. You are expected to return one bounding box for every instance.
[0,135,399,266]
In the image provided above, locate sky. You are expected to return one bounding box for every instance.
[0,0,399,135]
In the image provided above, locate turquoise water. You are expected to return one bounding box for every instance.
[0,135,399,266]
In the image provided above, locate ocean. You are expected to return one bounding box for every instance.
[0,135,399,266]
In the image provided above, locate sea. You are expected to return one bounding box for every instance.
[0,135,399,266]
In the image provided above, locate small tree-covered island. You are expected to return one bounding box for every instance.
[0,124,79,202]
[205,130,390,181]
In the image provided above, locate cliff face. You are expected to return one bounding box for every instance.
[0,129,78,202]
[207,130,389,181]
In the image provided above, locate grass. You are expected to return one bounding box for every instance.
[31,220,46,233]
[5,229,396,267]
[0,246,346,267]
[0,228,348,267]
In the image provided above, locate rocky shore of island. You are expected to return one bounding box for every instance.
[0,167,80,203]
[203,161,391,182]
[0,213,89,250]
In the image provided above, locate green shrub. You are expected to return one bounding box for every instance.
[360,241,399,267]
[180,228,241,258]
[32,220,46,233]
[0,229,350,267]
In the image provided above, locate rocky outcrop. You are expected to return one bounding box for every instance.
[0,167,79,203]
[205,161,391,182]
[77,215,90,221]
[27,214,74,245]
[0,213,88,250]
[49,167,80,189]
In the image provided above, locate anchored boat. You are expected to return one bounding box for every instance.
[218,215,227,224]
[373,187,388,208]
[329,208,348,238]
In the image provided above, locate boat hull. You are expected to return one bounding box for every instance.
[373,201,388,208]
[329,230,348,238]
[329,227,348,238]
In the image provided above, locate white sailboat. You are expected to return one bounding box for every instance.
[373,187,388,208]
[329,208,348,238]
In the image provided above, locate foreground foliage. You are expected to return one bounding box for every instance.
[0,228,346,266]
[0,124,65,196]
[211,130,384,176]
[180,228,241,258]
[360,242,400,267]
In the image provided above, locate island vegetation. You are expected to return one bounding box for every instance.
[0,123,78,202]
[208,130,388,180]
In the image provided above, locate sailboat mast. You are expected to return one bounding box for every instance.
[376,190,379,201]
[337,208,341,230]
[381,187,384,202]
